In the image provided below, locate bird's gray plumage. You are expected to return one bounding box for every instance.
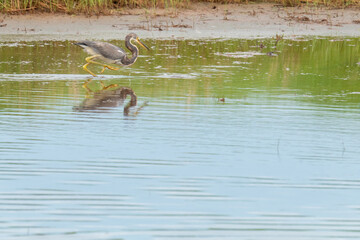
[74,41,127,64]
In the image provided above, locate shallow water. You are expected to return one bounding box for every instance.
[1,37,360,240]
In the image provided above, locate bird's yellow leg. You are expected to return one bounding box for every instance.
[100,66,107,74]
[99,65,120,73]
[105,65,119,71]
[82,62,97,77]
[85,55,120,73]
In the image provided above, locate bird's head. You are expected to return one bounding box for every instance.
[127,33,150,51]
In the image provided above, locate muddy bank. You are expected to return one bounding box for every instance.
[0,3,360,41]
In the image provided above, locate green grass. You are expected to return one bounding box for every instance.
[0,0,192,13]
[0,0,359,14]
[273,0,360,7]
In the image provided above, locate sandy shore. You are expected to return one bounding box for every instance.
[0,3,360,41]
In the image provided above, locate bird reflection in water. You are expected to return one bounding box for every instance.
[74,79,146,116]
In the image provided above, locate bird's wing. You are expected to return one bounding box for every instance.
[94,42,126,60]
[75,41,126,60]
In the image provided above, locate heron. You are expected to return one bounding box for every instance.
[74,33,150,77]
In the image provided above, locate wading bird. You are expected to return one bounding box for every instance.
[74,33,150,77]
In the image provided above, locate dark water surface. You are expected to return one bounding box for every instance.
[1,37,360,240]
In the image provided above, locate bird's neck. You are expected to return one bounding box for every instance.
[122,40,138,66]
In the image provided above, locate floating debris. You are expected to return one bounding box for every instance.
[215,51,265,58]
[266,51,278,57]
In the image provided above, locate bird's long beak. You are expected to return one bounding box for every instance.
[136,38,150,51]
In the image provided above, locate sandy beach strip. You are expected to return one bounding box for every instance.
[0,3,360,41]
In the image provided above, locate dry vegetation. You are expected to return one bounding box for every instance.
[0,0,359,14]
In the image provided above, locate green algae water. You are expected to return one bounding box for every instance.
[0,37,360,240]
